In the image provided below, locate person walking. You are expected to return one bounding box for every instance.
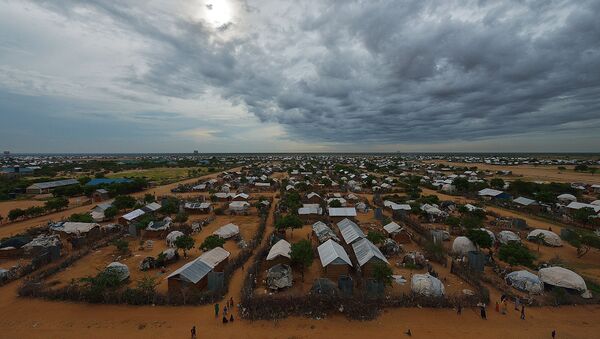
[214,303,220,318]
[495,301,500,312]
[222,315,228,324]
[457,304,462,315]
[191,326,196,338]
[229,297,234,309]
[479,304,487,320]
[520,304,526,320]
[223,305,228,316]
[230,314,234,322]
[552,330,556,338]
[514,297,520,311]
[502,299,508,315]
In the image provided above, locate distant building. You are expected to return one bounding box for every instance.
[86,178,133,186]
[26,179,79,194]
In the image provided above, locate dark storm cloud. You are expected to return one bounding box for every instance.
[24,0,600,146]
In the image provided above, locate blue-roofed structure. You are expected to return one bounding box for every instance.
[86,178,134,186]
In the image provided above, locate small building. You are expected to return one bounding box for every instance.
[50,222,101,241]
[317,239,353,280]
[184,202,213,214]
[167,247,230,295]
[142,202,162,213]
[513,196,541,212]
[352,238,389,277]
[213,223,240,239]
[92,189,110,203]
[306,192,322,204]
[383,221,411,243]
[144,217,173,238]
[85,178,133,186]
[312,221,340,243]
[478,188,511,200]
[328,207,357,223]
[119,209,146,225]
[336,218,365,245]
[228,201,250,214]
[90,202,113,222]
[266,239,291,268]
[26,179,79,194]
[232,193,250,201]
[298,204,323,223]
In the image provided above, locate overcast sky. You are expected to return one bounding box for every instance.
[1,0,599,153]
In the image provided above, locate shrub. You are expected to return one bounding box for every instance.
[113,239,130,254]
[200,235,225,251]
[69,213,94,223]
[372,262,393,286]
[367,231,386,244]
[498,242,536,267]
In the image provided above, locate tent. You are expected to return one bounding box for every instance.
[213,223,240,239]
[411,273,445,297]
[105,262,130,282]
[527,229,562,247]
[452,236,476,255]
[497,230,520,245]
[166,231,185,248]
[266,239,291,261]
[538,267,587,292]
[505,270,544,294]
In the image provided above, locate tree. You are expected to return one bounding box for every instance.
[200,235,224,251]
[498,242,536,267]
[69,213,94,223]
[573,207,595,224]
[136,276,159,303]
[490,178,505,189]
[328,199,342,208]
[161,196,180,215]
[45,197,69,211]
[175,235,195,257]
[104,206,118,220]
[8,208,24,222]
[372,262,393,286]
[144,193,155,203]
[113,239,130,254]
[467,229,493,250]
[532,233,545,253]
[174,212,189,224]
[452,177,470,193]
[290,239,313,282]
[275,214,303,236]
[367,231,386,245]
[112,195,136,210]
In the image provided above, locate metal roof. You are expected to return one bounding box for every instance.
[28,179,79,190]
[514,196,536,206]
[383,221,401,234]
[213,223,240,239]
[122,209,145,221]
[144,202,162,211]
[478,188,504,197]
[51,222,99,234]
[166,247,230,284]
[337,218,365,244]
[352,238,389,267]
[317,239,352,267]
[328,207,357,217]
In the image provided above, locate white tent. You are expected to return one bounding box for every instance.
[505,270,543,294]
[452,236,476,255]
[267,239,291,261]
[105,262,130,281]
[411,273,445,297]
[538,267,587,292]
[213,223,240,239]
[497,230,520,245]
[166,231,185,248]
[557,194,577,203]
[527,229,562,247]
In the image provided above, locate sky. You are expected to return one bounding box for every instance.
[1,0,599,153]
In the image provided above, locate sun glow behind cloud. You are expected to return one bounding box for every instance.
[200,0,234,28]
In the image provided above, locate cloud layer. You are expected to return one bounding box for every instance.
[1,0,599,152]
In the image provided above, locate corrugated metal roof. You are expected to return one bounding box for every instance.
[144,202,162,211]
[317,239,352,267]
[28,179,79,190]
[213,223,240,239]
[383,221,401,234]
[352,238,389,267]
[328,207,357,217]
[267,239,291,260]
[122,209,145,221]
[167,247,230,284]
[337,218,365,244]
[514,197,536,206]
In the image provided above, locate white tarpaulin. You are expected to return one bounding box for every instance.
[527,229,562,247]
[105,262,130,281]
[166,231,185,248]
[497,230,520,244]
[506,270,544,294]
[411,273,445,297]
[538,267,587,292]
[452,236,476,255]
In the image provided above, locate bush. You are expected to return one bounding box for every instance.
[466,229,493,249]
[112,195,136,210]
[113,239,130,254]
[200,235,225,251]
[367,231,386,244]
[69,213,94,223]
[498,242,536,267]
[372,262,393,286]
[174,234,195,256]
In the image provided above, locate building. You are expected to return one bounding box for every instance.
[86,178,133,186]
[167,247,230,295]
[298,204,324,223]
[317,239,353,281]
[328,207,357,223]
[26,179,79,194]
[92,189,110,202]
[184,202,213,214]
[513,196,541,212]
[213,223,240,239]
[336,218,365,245]
[352,238,389,277]
[478,188,511,200]
[306,192,322,204]
[312,221,340,243]
[383,221,412,243]
[228,201,250,214]
[266,239,291,268]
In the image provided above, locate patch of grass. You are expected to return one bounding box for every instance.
[107,167,206,182]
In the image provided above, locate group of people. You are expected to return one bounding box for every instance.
[494,295,526,319]
[190,297,237,338]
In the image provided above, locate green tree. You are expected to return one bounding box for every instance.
[8,208,24,221]
[367,231,386,245]
[490,178,505,189]
[112,195,136,210]
[144,193,155,203]
[452,177,470,193]
[498,242,536,267]
[175,234,195,257]
[136,276,159,303]
[113,239,130,254]
[69,213,94,223]
[275,214,303,236]
[200,235,224,251]
[45,197,69,211]
[104,206,118,220]
[573,207,595,224]
[290,239,314,281]
[328,199,342,207]
[466,229,493,250]
[372,262,393,286]
[174,211,189,224]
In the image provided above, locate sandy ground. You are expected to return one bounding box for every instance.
[1,176,600,337]
[425,160,600,184]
